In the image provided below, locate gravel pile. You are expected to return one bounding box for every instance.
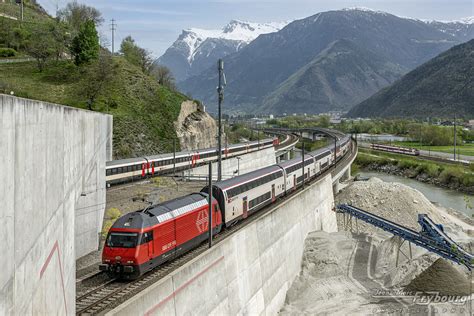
[335,177,444,232]
[406,258,470,296]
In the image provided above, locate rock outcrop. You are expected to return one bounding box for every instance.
[175,100,218,150]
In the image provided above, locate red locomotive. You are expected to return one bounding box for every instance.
[100,193,222,279]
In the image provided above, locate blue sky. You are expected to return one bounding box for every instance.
[38,0,474,57]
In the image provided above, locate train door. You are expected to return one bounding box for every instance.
[293,174,297,190]
[145,231,154,258]
[242,197,248,219]
[141,163,147,177]
[271,184,275,202]
[307,167,310,180]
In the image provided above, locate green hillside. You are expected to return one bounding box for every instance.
[0,1,188,159]
[0,58,187,158]
[348,39,474,118]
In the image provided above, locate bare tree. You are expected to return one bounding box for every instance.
[151,65,176,91]
[78,52,117,110]
[25,23,56,71]
[58,1,103,35]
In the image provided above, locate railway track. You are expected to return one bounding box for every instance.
[76,140,357,315]
[359,144,471,166]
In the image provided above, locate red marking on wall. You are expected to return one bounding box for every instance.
[144,256,225,316]
[39,240,68,314]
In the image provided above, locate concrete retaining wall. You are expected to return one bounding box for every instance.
[0,95,112,314]
[185,147,276,180]
[107,174,336,315]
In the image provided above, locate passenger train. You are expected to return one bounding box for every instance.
[370,143,420,156]
[100,135,352,279]
[106,138,278,184]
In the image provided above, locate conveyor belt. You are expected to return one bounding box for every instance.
[336,204,473,270]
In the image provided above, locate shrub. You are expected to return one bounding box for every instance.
[101,220,114,238]
[461,174,474,187]
[439,167,464,185]
[106,207,121,220]
[351,163,360,176]
[398,159,418,170]
[0,48,16,57]
[426,164,441,178]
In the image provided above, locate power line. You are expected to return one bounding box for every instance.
[110,19,116,55]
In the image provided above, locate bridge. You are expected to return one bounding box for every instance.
[1,94,356,315]
[262,127,347,162]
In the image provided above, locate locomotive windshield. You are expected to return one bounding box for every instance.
[106,232,139,248]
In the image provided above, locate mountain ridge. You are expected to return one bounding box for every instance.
[156,20,288,81]
[260,39,405,114]
[347,39,474,118]
[179,8,466,114]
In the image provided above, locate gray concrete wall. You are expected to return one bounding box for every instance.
[185,146,276,180]
[107,174,336,316]
[0,95,112,315]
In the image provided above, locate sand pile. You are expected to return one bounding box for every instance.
[336,177,444,232]
[406,258,471,296]
[281,177,473,315]
[280,231,373,315]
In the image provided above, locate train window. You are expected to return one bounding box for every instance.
[106,232,138,248]
[141,231,154,244]
[249,192,271,209]
[106,169,111,176]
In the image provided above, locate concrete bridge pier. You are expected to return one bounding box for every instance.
[342,166,351,181]
[277,150,292,162]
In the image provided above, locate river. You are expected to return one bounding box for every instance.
[358,171,473,218]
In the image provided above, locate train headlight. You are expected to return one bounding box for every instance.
[127,260,134,264]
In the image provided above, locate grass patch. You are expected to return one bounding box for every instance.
[394,141,474,157]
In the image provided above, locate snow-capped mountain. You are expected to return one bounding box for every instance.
[422,17,474,42]
[180,8,468,115]
[156,20,288,82]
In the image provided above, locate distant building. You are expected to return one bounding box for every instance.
[468,120,474,130]
[439,121,453,126]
